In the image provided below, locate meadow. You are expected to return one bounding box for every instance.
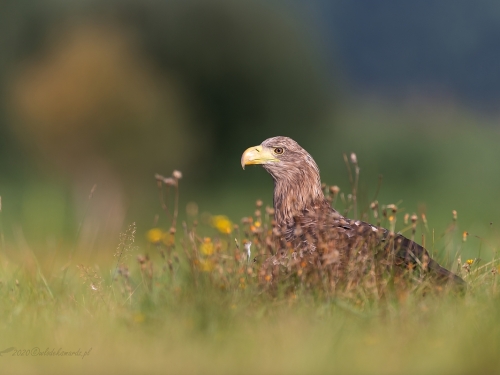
[1,153,499,375]
[2,2,500,373]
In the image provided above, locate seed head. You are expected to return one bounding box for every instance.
[329,186,340,196]
[386,204,398,213]
[163,177,177,186]
[241,217,253,225]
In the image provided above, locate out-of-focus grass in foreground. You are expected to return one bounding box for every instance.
[1,166,499,375]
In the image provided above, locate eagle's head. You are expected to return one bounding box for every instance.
[241,136,325,225]
[241,136,320,182]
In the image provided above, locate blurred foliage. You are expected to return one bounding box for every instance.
[1,0,330,178]
[0,0,331,246]
[0,0,499,255]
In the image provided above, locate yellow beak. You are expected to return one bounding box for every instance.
[241,145,279,169]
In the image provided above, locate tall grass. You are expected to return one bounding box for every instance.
[0,161,499,375]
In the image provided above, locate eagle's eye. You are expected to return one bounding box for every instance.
[273,147,284,155]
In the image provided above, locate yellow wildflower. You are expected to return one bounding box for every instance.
[211,215,233,234]
[146,228,163,244]
[200,237,214,255]
[197,258,214,272]
[466,259,474,265]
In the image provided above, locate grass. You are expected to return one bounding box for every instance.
[1,162,500,375]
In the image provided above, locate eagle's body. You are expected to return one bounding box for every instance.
[242,136,465,287]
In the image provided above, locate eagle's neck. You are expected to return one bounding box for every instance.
[272,166,325,229]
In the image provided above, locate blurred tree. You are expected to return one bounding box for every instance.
[116,0,331,180]
[0,0,332,244]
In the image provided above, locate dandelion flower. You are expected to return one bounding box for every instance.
[200,237,214,255]
[197,258,214,272]
[147,228,163,244]
[211,215,233,234]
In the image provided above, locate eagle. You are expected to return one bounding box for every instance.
[241,136,465,288]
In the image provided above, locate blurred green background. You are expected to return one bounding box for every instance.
[1,0,500,260]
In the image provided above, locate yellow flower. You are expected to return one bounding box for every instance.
[466,259,474,265]
[211,215,233,234]
[200,237,214,255]
[197,258,214,272]
[147,228,163,244]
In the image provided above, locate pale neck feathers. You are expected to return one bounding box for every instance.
[270,157,325,227]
